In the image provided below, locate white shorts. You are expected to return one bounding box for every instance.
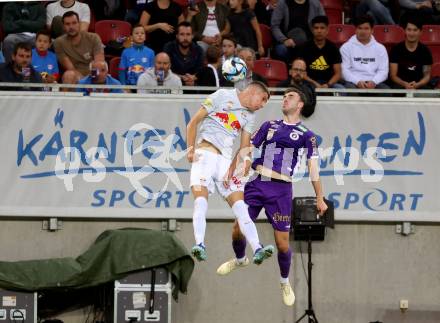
[190,149,245,198]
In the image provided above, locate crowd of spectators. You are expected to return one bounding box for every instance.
[0,0,438,92]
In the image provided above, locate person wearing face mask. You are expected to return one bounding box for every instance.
[0,42,43,91]
[77,60,123,94]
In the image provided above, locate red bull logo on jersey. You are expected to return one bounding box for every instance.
[214,112,242,131]
[129,65,145,74]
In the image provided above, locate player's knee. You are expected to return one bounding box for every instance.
[277,243,290,253]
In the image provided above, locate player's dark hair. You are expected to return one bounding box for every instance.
[285,85,316,118]
[250,81,270,99]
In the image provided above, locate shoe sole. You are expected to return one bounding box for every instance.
[191,249,207,261]
[253,246,274,265]
[216,259,249,275]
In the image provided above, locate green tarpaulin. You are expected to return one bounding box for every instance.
[0,228,194,316]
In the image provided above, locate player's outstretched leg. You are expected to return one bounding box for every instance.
[217,228,249,275]
[229,198,274,264]
[191,189,209,261]
[276,230,295,306]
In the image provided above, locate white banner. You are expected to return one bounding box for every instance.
[0,93,437,221]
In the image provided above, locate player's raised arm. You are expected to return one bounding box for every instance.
[186,107,209,163]
[308,158,328,216]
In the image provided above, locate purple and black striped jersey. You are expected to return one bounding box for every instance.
[251,119,319,177]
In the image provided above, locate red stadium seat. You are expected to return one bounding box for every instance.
[109,56,121,79]
[259,24,273,57]
[321,0,343,24]
[95,20,132,45]
[429,46,440,64]
[373,25,405,51]
[421,25,440,45]
[431,62,440,89]
[253,59,288,87]
[325,8,343,24]
[320,0,343,9]
[327,24,355,47]
[88,9,96,32]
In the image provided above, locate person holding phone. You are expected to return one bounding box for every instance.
[77,60,123,94]
[0,42,43,91]
[137,52,182,94]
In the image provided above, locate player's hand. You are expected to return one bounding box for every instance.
[223,166,235,189]
[316,196,328,216]
[187,147,198,163]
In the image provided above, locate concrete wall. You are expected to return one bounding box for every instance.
[0,219,439,323]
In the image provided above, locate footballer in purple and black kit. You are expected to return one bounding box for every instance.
[217,84,327,307]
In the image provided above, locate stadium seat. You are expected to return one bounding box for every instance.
[327,24,355,47]
[95,20,132,45]
[325,8,343,24]
[88,9,96,32]
[429,46,440,64]
[253,59,288,87]
[321,0,343,24]
[373,25,405,51]
[259,24,273,57]
[109,56,121,79]
[421,25,440,45]
[431,62,440,89]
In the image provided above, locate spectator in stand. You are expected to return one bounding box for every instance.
[399,0,440,24]
[355,0,395,25]
[0,42,43,91]
[125,0,148,25]
[221,34,237,64]
[340,15,389,89]
[298,16,344,89]
[2,2,46,63]
[271,0,325,63]
[119,24,155,85]
[185,0,230,53]
[139,0,184,54]
[164,22,204,86]
[233,47,268,90]
[137,52,182,94]
[77,60,123,94]
[54,11,104,85]
[196,45,223,86]
[32,30,60,84]
[248,0,278,26]
[389,17,433,89]
[277,57,314,90]
[226,0,265,57]
[46,0,91,38]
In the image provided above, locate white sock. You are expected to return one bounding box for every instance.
[280,277,289,284]
[231,200,261,253]
[193,197,208,245]
[236,256,247,264]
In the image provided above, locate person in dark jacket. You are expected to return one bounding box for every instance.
[2,1,46,62]
[0,42,43,91]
